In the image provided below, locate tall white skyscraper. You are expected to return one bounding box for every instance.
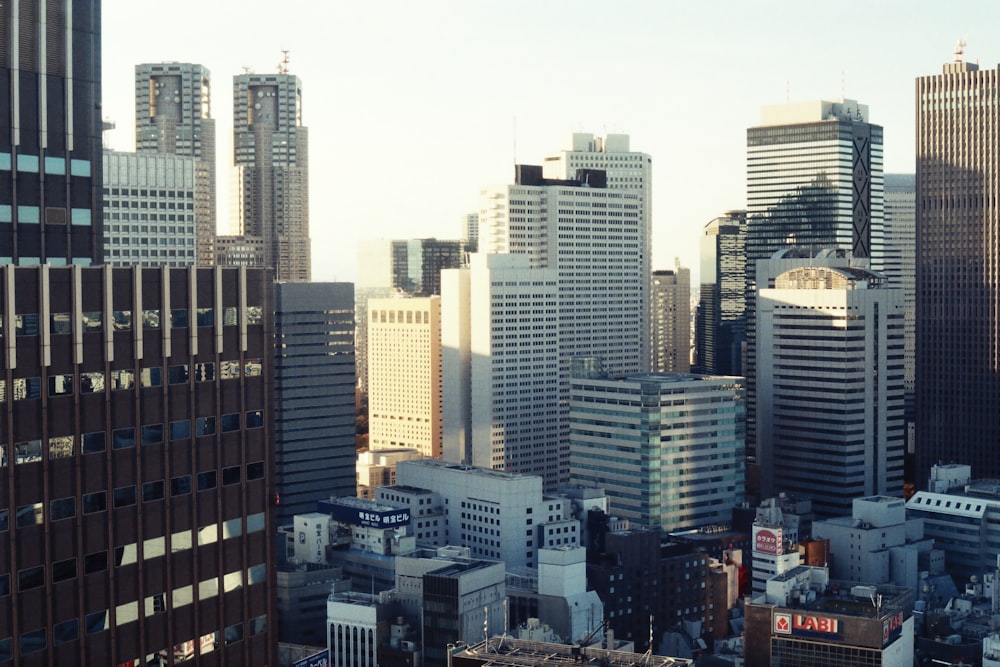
[757,264,904,517]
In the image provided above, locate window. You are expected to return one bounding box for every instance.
[170,420,190,440]
[16,503,42,527]
[113,427,135,450]
[0,510,7,532]
[52,558,76,583]
[113,486,136,508]
[18,566,44,591]
[20,628,46,654]
[14,440,41,464]
[196,416,216,436]
[244,359,262,376]
[170,308,188,328]
[247,512,265,534]
[140,367,162,388]
[53,618,78,646]
[48,373,73,396]
[224,623,243,645]
[50,497,75,521]
[221,413,239,432]
[85,611,108,635]
[168,364,188,384]
[84,551,108,574]
[48,435,73,460]
[142,481,164,502]
[196,308,213,327]
[82,491,106,514]
[141,424,163,446]
[171,475,191,496]
[194,362,214,381]
[143,309,160,329]
[246,410,263,428]
[222,466,241,486]
[197,470,217,491]
[246,461,264,480]
[83,432,105,454]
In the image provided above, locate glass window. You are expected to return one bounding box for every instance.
[47,374,73,396]
[223,569,242,593]
[171,530,192,552]
[113,427,135,450]
[196,308,213,327]
[170,308,188,328]
[222,517,242,539]
[52,558,76,583]
[246,306,263,325]
[113,486,136,508]
[247,512,265,534]
[14,440,41,464]
[140,367,162,388]
[48,435,73,460]
[141,424,162,446]
[244,359,262,376]
[114,544,137,566]
[142,481,164,502]
[70,159,91,177]
[50,313,72,334]
[142,309,160,329]
[111,369,134,391]
[0,204,9,222]
[20,628,46,654]
[171,475,191,496]
[50,497,75,521]
[222,466,241,486]
[16,503,42,527]
[224,623,243,645]
[249,615,267,637]
[0,510,7,532]
[145,592,166,617]
[82,492,106,514]
[12,378,41,400]
[17,154,39,172]
[115,600,138,626]
[81,311,102,332]
[170,420,190,440]
[53,618,78,646]
[198,577,218,600]
[112,310,132,331]
[198,524,218,546]
[80,372,104,393]
[168,364,188,384]
[15,314,38,336]
[0,575,7,597]
[193,362,215,381]
[222,306,238,325]
[246,461,264,480]
[84,551,108,574]
[71,209,91,226]
[85,610,108,635]
[18,566,44,591]
[197,470,217,491]
[172,585,193,609]
[221,414,239,432]
[82,431,105,454]
[246,410,263,428]
[248,563,266,585]
[143,536,165,559]
[196,416,216,436]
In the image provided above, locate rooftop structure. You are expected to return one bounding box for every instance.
[449,636,693,667]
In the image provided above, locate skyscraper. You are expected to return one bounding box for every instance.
[221,72,310,282]
[134,63,216,266]
[0,0,103,266]
[694,210,746,376]
[883,174,916,431]
[915,58,1000,481]
[274,282,356,524]
[746,99,883,469]
[650,262,691,373]
[368,296,442,459]
[757,265,904,517]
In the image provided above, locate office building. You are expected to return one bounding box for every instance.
[745,99,883,466]
[694,210,746,376]
[356,447,423,499]
[569,371,744,532]
[883,174,916,422]
[134,63,216,266]
[915,58,1000,481]
[0,0,103,266]
[102,150,197,266]
[757,265,905,516]
[367,296,442,458]
[906,464,1000,584]
[220,72,310,281]
[389,459,581,570]
[745,568,914,666]
[462,212,479,253]
[441,253,562,486]
[273,282,356,524]
[326,591,394,667]
[0,265,276,665]
[650,262,691,373]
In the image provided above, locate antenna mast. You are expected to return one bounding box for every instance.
[278,49,291,74]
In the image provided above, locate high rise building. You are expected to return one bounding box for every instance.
[694,210,746,376]
[569,370,745,532]
[462,212,479,253]
[650,262,691,373]
[883,174,916,427]
[134,63,216,266]
[745,99,883,468]
[757,265,905,517]
[102,150,198,266]
[0,0,103,266]
[915,58,1000,481]
[274,282,356,524]
[367,296,442,458]
[220,72,310,282]
[542,133,652,370]
[441,254,562,485]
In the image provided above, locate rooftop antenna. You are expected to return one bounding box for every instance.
[841,70,845,99]
[241,65,252,74]
[278,49,290,74]
[954,37,967,63]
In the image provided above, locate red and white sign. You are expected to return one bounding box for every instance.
[883,611,903,644]
[753,525,783,555]
[774,613,840,637]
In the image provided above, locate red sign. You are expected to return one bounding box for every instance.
[883,612,903,644]
[793,614,839,635]
[754,526,783,555]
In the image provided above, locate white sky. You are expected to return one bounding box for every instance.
[101,0,1000,284]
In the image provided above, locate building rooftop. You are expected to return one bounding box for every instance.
[451,637,693,667]
[322,496,400,514]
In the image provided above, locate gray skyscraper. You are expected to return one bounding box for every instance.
[134,63,217,266]
[745,99,883,471]
[695,210,746,376]
[274,282,356,524]
[221,72,310,282]
[883,174,915,422]
[916,57,1000,481]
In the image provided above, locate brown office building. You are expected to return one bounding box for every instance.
[915,55,1000,482]
[2,3,277,664]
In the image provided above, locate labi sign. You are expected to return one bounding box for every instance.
[773,612,841,639]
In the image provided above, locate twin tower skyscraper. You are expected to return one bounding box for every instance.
[131,62,310,281]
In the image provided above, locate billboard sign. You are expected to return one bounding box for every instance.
[753,525,783,555]
[774,612,840,638]
[293,649,330,667]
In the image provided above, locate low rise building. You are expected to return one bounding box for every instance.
[449,636,693,667]
[357,448,423,499]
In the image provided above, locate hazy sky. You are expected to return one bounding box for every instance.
[102,1,1000,284]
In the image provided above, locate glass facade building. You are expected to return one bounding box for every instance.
[694,210,746,376]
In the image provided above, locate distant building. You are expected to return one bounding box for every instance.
[327,591,396,667]
[277,564,350,647]
[102,151,198,266]
[757,264,905,516]
[450,636,693,667]
[134,62,217,265]
[357,448,424,499]
[651,262,691,373]
[745,567,914,666]
[915,59,1000,482]
[274,282,356,523]
[883,174,915,421]
[368,296,442,458]
[462,212,479,253]
[570,370,744,532]
[749,495,814,595]
[220,72,310,281]
[745,99,883,467]
[694,210,746,376]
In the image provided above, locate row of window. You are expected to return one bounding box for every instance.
[0,153,91,177]
[0,205,90,226]
[1,412,263,465]
[7,305,263,336]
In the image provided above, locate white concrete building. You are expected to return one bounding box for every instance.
[367,296,442,458]
[391,459,580,570]
[441,253,561,486]
[812,496,935,591]
[757,264,905,517]
[356,447,423,499]
[327,591,392,667]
